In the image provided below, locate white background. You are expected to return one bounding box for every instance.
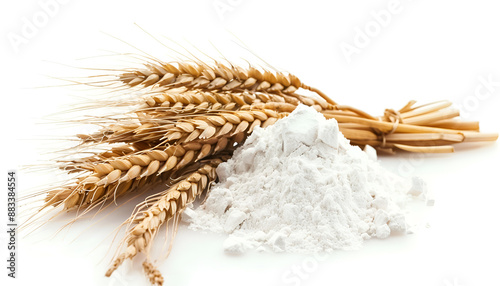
[1,0,500,286]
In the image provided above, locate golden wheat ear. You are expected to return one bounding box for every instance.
[117,60,337,105]
[106,159,223,284]
[136,87,302,116]
[124,109,281,145]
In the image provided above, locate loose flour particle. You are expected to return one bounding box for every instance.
[408,176,427,196]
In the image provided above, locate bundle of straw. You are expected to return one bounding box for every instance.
[28,59,497,286]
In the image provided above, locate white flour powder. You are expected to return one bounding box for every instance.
[184,105,421,253]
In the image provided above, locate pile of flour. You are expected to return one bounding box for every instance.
[184,105,425,253]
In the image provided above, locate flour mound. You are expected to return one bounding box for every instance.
[185,105,414,253]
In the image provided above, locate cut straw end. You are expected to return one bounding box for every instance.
[462,132,499,142]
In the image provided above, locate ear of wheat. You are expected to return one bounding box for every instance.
[119,61,335,105]
[25,57,497,286]
[105,159,223,285]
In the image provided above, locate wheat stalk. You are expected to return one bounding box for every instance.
[105,159,222,285]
